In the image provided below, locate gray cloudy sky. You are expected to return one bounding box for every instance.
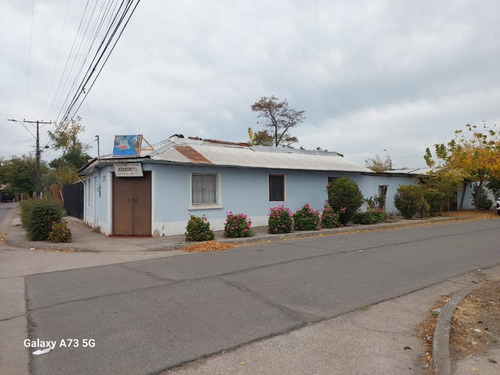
[1,0,499,168]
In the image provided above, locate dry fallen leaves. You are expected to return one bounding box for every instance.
[182,241,237,253]
[441,210,499,220]
[450,280,500,362]
[417,293,454,373]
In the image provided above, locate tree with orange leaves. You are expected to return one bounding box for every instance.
[424,123,500,210]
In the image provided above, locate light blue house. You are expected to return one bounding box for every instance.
[79,134,423,236]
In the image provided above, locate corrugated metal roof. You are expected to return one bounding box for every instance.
[145,136,372,173]
[80,135,374,174]
[382,168,431,175]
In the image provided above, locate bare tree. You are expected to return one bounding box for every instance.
[251,96,305,147]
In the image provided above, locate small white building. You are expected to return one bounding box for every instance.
[79,135,425,236]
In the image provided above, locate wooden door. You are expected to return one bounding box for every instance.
[112,172,152,236]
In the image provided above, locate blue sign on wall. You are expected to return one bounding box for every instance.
[113,135,143,156]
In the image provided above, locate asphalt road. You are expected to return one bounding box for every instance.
[26,219,500,375]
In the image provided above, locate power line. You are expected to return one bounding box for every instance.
[24,0,36,114]
[43,0,71,117]
[46,0,94,121]
[47,0,116,121]
[44,0,141,150]
[17,0,142,153]
[59,0,142,124]
[52,0,117,122]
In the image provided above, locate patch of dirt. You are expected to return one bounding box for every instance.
[441,210,499,220]
[417,279,500,374]
[417,293,455,373]
[182,241,237,253]
[450,280,500,363]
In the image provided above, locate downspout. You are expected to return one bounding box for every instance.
[459,182,467,209]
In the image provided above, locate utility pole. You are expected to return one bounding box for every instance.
[7,119,51,198]
[383,149,393,171]
[95,135,100,159]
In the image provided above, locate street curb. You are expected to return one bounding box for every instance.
[4,214,467,253]
[432,285,475,375]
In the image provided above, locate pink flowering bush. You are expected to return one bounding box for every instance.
[185,214,215,241]
[223,212,254,238]
[320,203,342,228]
[48,221,72,243]
[293,203,320,231]
[268,205,294,234]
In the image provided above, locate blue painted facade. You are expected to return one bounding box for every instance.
[352,173,419,214]
[151,164,336,235]
[83,161,424,236]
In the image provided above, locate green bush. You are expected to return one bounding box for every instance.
[293,203,320,231]
[472,186,493,210]
[327,177,364,225]
[418,199,431,218]
[48,221,72,243]
[394,185,423,219]
[268,205,294,234]
[353,208,389,225]
[320,203,341,228]
[223,212,253,238]
[21,199,64,241]
[423,188,443,217]
[185,215,215,241]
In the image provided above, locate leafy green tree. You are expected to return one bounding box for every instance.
[471,186,493,210]
[418,169,463,211]
[251,96,305,147]
[0,155,48,197]
[486,177,500,199]
[48,116,91,185]
[365,155,391,172]
[248,127,273,146]
[424,123,500,210]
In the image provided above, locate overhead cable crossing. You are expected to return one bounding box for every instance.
[47,0,142,148]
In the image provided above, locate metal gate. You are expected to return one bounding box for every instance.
[112,172,152,236]
[63,183,84,219]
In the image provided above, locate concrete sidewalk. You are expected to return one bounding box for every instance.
[3,205,482,253]
[167,267,500,375]
[1,204,499,374]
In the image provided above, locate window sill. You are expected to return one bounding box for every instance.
[189,205,224,211]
